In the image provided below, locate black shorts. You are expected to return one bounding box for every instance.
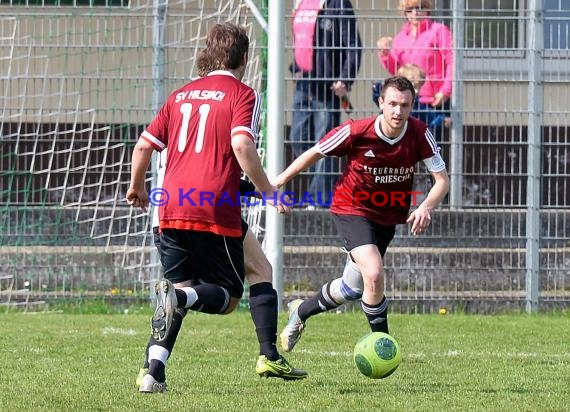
[333,214,396,258]
[159,228,245,298]
[152,219,249,249]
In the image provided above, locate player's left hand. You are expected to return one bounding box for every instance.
[406,205,432,236]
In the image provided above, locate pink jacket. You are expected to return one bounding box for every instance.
[379,19,453,104]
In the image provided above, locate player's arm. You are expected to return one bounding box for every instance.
[232,134,273,193]
[126,138,155,211]
[406,168,449,236]
[232,134,288,213]
[272,146,324,188]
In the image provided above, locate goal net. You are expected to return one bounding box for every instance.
[0,0,267,307]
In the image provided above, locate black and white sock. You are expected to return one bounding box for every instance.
[361,296,389,334]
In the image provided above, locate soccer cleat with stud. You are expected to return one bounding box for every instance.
[151,279,177,342]
[255,355,307,380]
[138,373,167,393]
[279,299,305,352]
[136,368,148,388]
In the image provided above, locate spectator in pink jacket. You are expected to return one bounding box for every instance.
[377,0,453,109]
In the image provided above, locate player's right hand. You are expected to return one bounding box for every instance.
[126,187,149,212]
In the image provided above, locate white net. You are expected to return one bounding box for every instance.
[0,0,267,305]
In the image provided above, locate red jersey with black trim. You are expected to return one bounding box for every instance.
[140,70,262,236]
[318,115,444,226]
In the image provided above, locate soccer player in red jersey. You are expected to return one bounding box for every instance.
[126,23,305,393]
[274,76,450,353]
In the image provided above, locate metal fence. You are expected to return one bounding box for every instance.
[0,0,568,313]
[277,0,570,313]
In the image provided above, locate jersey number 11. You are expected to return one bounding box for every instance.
[177,102,211,154]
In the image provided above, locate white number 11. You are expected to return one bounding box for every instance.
[177,103,211,154]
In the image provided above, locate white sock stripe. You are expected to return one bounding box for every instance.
[361,298,388,315]
[378,298,388,313]
[221,288,231,312]
[148,345,169,364]
[182,287,198,308]
[320,283,338,307]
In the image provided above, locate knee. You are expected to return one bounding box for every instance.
[362,271,383,287]
[222,297,241,314]
[246,260,272,285]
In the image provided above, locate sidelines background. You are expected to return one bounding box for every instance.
[0,0,568,312]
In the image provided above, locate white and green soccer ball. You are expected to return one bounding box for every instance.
[353,332,402,379]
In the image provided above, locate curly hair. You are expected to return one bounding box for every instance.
[399,0,433,11]
[397,63,425,89]
[196,23,249,77]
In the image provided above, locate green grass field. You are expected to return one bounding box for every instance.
[1,309,569,411]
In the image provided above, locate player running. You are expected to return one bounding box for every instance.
[126,23,305,393]
[273,76,449,353]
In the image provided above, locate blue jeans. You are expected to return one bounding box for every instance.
[289,86,341,203]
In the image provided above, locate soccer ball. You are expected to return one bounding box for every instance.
[353,332,402,379]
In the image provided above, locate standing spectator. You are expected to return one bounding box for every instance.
[273,76,449,354]
[397,63,451,129]
[290,0,362,204]
[376,0,453,121]
[126,23,305,393]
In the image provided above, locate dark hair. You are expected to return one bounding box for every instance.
[381,75,416,101]
[196,23,249,77]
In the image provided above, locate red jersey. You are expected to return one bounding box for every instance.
[140,70,262,236]
[318,115,445,226]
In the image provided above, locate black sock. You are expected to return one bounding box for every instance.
[189,283,230,314]
[361,297,389,334]
[148,359,165,383]
[249,282,279,361]
[162,307,187,354]
[142,342,150,369]
[146,307,187,382]
[298,282,340,321]
[174,289,187,307]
